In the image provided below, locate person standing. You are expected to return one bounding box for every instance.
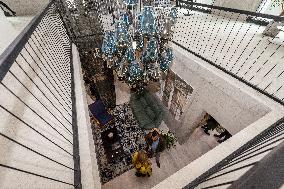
[201,116,219,135]
[214,130,232,143]
[145,128,166,168]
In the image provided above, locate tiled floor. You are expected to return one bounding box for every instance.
[90,103,147,183]
[102,126,220,189]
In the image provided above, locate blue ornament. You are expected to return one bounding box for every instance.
[124,0,138,5]
[115,21,130,48]
[159,48,173,71]
[120,12,131,26]
[141,6,157,36]
[169,7,178,24]
[125,48,135,63]
[166,48,173,61]
[102,31,117,56]
[146,37,158,61]
[126,60,143,84]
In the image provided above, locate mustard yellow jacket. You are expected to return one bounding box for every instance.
[132,152,152,176]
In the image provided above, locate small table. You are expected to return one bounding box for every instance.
[101,127,124,163]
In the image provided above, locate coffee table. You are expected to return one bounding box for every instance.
[101,127,124,163]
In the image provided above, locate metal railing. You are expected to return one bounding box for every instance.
[183,117,284,189]
[0,0,81,188]
[175,0,284,106]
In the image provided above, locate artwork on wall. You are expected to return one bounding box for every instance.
[162,70,193,121]
[162,70,175,107]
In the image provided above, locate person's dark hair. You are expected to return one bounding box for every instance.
[152,130,158,137]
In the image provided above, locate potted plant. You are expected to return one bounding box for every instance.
[162,131,177,149]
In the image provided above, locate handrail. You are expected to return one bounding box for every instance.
[0,1,82,188]
[178,0,284,21]
[0,0,54,81]
[174,0,284,106]
[172,42,284,106]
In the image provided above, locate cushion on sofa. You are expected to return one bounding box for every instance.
[130,90,164,129]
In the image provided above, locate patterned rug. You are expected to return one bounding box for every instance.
[91,103,147,184]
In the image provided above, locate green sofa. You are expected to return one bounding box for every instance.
[130,90,164,129]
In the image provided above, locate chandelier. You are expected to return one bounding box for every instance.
[101,0,177,91]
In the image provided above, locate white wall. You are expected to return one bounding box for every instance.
[213,0,263,12]
[1,0,49,16]
[0,9,18,54]
[168,44,271,141]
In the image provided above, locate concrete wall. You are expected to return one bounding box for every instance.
[1,0,49,16]
[213,0,263,12]
[168,44,271,142]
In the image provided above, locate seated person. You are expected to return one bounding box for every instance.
[201,116,218,135]
[132,150,152,177]
[145,128,166,168]
[214,130,232,143]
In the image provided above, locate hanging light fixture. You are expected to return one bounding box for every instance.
[101,0,177,91]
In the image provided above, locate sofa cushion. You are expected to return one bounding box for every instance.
[134,110,153,127]
[130,90,164,129]
[145,107,156,120]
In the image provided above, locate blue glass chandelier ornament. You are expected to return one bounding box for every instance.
[115,21,130,49]
[121,12,132,26]
[141,6,157,36]
[124,0,138,6]
[101,0,177,91]
[146,37,159,62]
[125,48,135,62]
[159,47,173,71]
[169,7,178,24]
[126,60,143,85]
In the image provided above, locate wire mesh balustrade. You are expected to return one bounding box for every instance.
[0,1,81,188]
[175,0,284,106]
